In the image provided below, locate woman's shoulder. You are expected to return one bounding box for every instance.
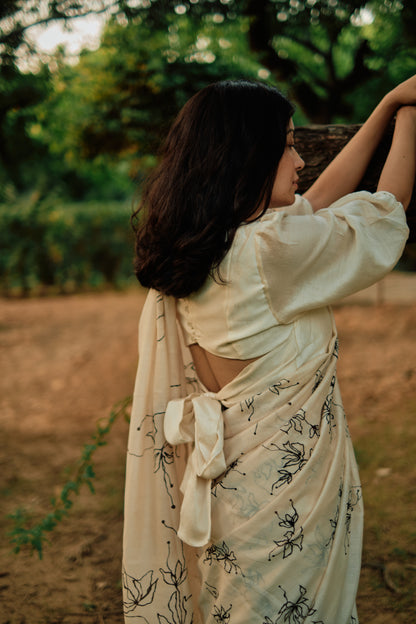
[237,195,313,236]
[259,195,314,222]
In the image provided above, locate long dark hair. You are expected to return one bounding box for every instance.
[132,80,294,298]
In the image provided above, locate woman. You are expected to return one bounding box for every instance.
[123,78,416,623]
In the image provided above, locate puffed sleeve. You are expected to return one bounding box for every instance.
[255,191,409,323]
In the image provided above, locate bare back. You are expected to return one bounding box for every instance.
[189,343,258,392]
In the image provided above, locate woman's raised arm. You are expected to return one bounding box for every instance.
[304,75,416,211]
[376,105,416,209]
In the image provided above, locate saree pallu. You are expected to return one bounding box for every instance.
[123,290,362,624]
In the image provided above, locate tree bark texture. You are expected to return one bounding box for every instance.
[296,123,415,244]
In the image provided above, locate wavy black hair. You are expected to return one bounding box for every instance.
[132,80,294,298]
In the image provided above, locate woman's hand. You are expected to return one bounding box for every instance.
[304,75,416,211]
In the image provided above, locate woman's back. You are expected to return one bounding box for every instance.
[177,191,407,391]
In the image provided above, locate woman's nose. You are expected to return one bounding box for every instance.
[296,151,305,171]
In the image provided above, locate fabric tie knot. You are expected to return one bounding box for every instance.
[164,392,226,546]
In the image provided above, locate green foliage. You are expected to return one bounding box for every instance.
[0,5,270,198]
[59,13,270,177]
[0,1,415,201]
[342,2,416,123]
[0,63,50,193]
[0,198,135,295]
[0,55,134,202]
[8,396,132,559]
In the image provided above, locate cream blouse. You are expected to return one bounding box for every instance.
[177,191,408,370]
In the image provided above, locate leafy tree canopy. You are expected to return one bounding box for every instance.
[1,0,415,200]
[1,0,415,122]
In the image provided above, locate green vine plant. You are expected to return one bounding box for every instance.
[8,395,132,559]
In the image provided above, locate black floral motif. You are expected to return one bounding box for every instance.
[212,604,232,623]
[269,500,304,560]
[281,409,306,435]
[326,480,343,548]
[312,369,324,393]
[264,441,309,493]
[333,338,339,359]
[308,422,320,438]
[154,442,174,470]
[160,557,187,589]
[269,379,299,395]
[154,442,176,509]
[205,582,219,598]
[270,469,293,492]
[156,527,192,624]
[281,409,320,439]
[269,527,303,561]
[157,590,191,624]
[130,421,178,508]
[279,441,307,469]
[262,585,323,624]
[135,411,164,448]
[320,375,337,437]
[212,456,245,497]
[204,541,243,575]
[280,441,308,469]
[123,568,158,618]
[240,396,256,420]
[344,486,362,554]
[211,479,237,497]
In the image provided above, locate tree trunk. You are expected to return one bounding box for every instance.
[296,123,416,243]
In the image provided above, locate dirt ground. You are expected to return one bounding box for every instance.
[1,272,416,623]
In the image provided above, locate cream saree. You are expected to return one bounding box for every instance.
[123,289,362,624]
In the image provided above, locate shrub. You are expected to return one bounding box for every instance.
[0,198,136,295]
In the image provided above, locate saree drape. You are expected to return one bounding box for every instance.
[123,289,362,624]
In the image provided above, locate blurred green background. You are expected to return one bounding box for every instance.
[1,0,415,294]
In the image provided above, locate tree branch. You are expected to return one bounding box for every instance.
[0,1,119,47]
[282,32,330,62]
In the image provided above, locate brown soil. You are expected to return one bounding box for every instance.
[1,273,415,623]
